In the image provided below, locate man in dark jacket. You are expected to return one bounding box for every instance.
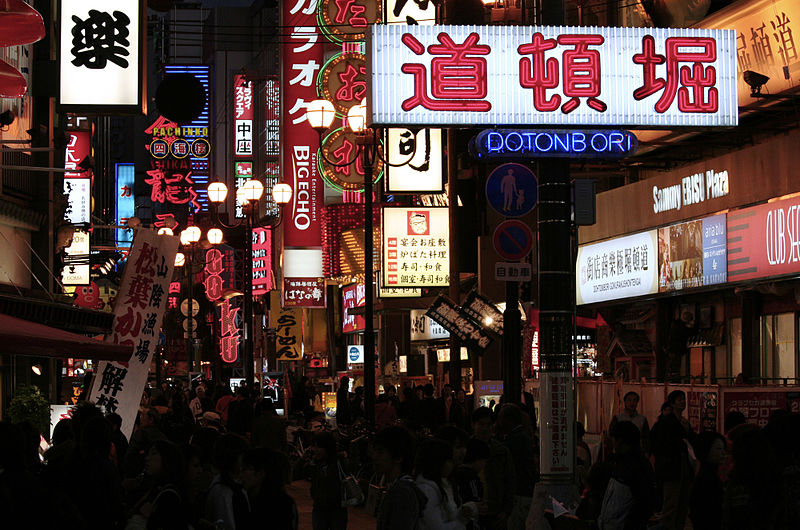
[374,426,426,530]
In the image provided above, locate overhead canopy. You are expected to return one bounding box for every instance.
[0,313,132,361]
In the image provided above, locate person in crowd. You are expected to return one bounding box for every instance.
[251,398,287,453]
[309,431,348,530]
[471,406,514,530]
[240,448,298,530]
[44,417,75,466]
[200,410,224,432]
[650,400,690,530]
[384,384,400,413]
[723,410,746,436]
[352,386,365,422]
[689,431,726,530]
[398,386,420,429]
[216,386,235,424]
[125,406,167,478]
[420,383,445,432]
[292,376,311,416]
[415,437,478,529]
[375,393,399,429]
[576,421,592,469]
[126,439,189,530]
[452,438,490,530]
[437,425,470,466]
[374,425,426,530]
[444,388,465,428]
[77,414,126,529]
[205,433,250,530]
[496,403,536,530]
[668,390,694,440]
[227,386,254,436]
[598,421,656,530]
[609,391,650,454]
[106,412,129,474]
[189,384,206,419]
[164,390,195,444]
[455,388,472,431]
[336,376,351,427]
[180,443,210,530]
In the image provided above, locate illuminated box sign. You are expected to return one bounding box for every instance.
[252,228,272,295]
[470,129,638,160]
[60,0,143,111]
[64,131,92,178]
[283,277,326,308]
[367,24,738,127]
[115,163,135,247]
[342,283,366,333]
[234,74,253,157]
[436,347,468,363]
[410,309,449,341]
[64,178,91,225]
[61,229,91,285]
[347,344,364,364]
[265,79,280,158]
[234,161,253,219]
[727,196,800,282]
[382,206,449,288]
[385,127,443,193]
[658,214,726,292]
[576,230,658,305]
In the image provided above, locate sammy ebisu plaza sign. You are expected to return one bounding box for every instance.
[367,24,738,128]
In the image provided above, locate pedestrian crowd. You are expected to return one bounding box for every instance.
[1,379,799,530]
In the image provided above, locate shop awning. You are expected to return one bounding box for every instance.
[0,313,132,361]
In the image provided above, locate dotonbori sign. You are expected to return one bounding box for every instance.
[470,129,638,159]
[367,25,737,127]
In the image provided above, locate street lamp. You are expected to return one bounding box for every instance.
[179,225,202,373]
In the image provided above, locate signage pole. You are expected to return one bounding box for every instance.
[503,278,521,404]
[364,148,375,426]
[187,250,195,373]
[448,129,462,390]
[244,209,255,392]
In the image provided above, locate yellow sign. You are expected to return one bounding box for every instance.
[270,291,302,361]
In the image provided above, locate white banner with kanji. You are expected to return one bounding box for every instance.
[368,24,737,127]
[89,229,179,438]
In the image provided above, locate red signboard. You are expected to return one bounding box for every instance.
[283,277,326,308]
[252,228,272,295]
[233,74,254,121]
[728,196,800,282]
[282,1,324,250]
[64,131,92,178]
[342,283,365,333]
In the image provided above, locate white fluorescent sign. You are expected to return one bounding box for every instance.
[576,230,659,305]
[383,207,450,288]
[386,128,443,193]
[410,309,450,341]
[64,178,91,225]
[60,0,141,108]
[368,24,737,127]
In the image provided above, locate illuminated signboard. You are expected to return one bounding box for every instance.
[576,230,659,305]
[385,127,443,193]
[652,168,729,214]
[367,25,737,127]
[382,207,449,288]
[64,178,91,225]
[658,214,727,292]
[115,163,135,247]
[283,277,326,308]
[386,0,435,25]
[342,283,366,333]
[347,344,364,364]
[61,229,91,285]
[436,347,468,363]
[470,129,638,159]
[64,131,92,178]
[410,309,449,341]
[252,228,272,295]
[218,299,241,363]
[59,0,143,111]
[318,0,381,42]
[234,74,253,157]
[234,161,253,219]
[265,78,279,158]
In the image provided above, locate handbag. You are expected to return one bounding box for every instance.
[338,461,365,507]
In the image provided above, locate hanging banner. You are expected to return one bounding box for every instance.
[89,229,179,439]
[272,303,302,361]
[382,206,450,288]
[462,291,504,336]
[234,74,253,157]
[252,228,272,295]
[367,24,737,127]
[425,296,493,352]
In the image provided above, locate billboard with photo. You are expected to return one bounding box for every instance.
[658,214,727,292]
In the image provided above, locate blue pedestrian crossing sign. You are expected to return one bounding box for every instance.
[485,163,538,217]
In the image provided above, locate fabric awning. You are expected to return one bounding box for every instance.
[0,313,132,361]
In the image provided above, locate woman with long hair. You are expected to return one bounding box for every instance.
[415,438,477,529]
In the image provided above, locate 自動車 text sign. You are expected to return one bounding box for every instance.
[367,24,737,128]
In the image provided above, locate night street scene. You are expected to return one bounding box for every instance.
[3,0,800,529]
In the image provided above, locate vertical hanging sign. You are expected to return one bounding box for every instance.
[233,74,253,157]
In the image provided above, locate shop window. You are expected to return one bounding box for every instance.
[761,313,796,383]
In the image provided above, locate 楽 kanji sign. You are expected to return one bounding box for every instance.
[60,0,143,111]
[367,24,737,127]
[89,229,178,439]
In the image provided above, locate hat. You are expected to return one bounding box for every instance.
[200,411,222,428]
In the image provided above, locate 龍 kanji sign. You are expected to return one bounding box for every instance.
[368,24,737,127]
[89,229,178,439]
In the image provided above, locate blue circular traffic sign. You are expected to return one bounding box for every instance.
[485,163,538,217]
[493,220,533,261]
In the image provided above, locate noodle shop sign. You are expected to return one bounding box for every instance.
[367,25,737,127]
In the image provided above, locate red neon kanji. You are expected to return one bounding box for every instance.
[145,169,201,211]
[633,36,718,113]
[518,32,560,112]
[334,0,368,28]
[335,63,367,102]
[558,34,606,113]
[401,32,491,112]
[332,137,364,177]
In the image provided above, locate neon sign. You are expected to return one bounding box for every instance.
[470,129,638,159]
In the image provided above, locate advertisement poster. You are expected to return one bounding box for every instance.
[342,283,365,333]
[658,214,726,292]
[577,230,658,305]
[727,196,800,282]
[382,207,449,288]
[263,371,286,416]
[723,390,787,428]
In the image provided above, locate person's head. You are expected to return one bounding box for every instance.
[376,393,389,404]
[414,386,424,399]
[354,386,364,399]
[456,388,466,402]
[139,407,160,429]
[240,447,269,492]
[385,384,396,398]
[659,401,674,418]
[181,443,204,483]
[610,420,640,454]
[213,433,250,483]
[415,437,455,484]
[255,398,276,417]
[80,416,113,460]
[693,432,726,467]
[372,425,415,476]
[195,385,206,398]
[724,410,747,434]
[668,390,686,413]
[463,438,490,473]
[497,403,523,434]
[340,376,349,390]
[312,431,338,463]
[145,439,185,484]
[436,425,469,465]
[51,418,75,446]
[623,392,640,413]
[442,384,453,397]
[472,406,494,441]
[403,387,414,402]
[423,384,434,398]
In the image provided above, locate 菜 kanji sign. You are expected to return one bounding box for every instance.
[367,24,737,127]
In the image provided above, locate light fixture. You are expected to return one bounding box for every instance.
[174,252,186,267]
[241,179,264,202]
[31,363,42,376]
[157,227,174,236]
[346,100,367,133]
[307,99,336,131]
[207,227,223,245]
[743,70,770,96]
[208,182,228,203]
[272,182,292,205]
[180,226,201,245]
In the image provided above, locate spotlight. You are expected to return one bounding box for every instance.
[31,363,42,376]
[0,110,15,127]
[743,70,770,96]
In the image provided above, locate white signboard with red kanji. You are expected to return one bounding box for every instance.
[383,206,449,288]
[89,229,178,439]
[368,25,738,127]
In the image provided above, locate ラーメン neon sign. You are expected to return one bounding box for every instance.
[470,129,638,159]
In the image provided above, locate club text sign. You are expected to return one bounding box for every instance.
[368,25,737,127]
[470,129,637,159]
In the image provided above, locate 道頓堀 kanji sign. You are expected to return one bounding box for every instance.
[367,25,737,127]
